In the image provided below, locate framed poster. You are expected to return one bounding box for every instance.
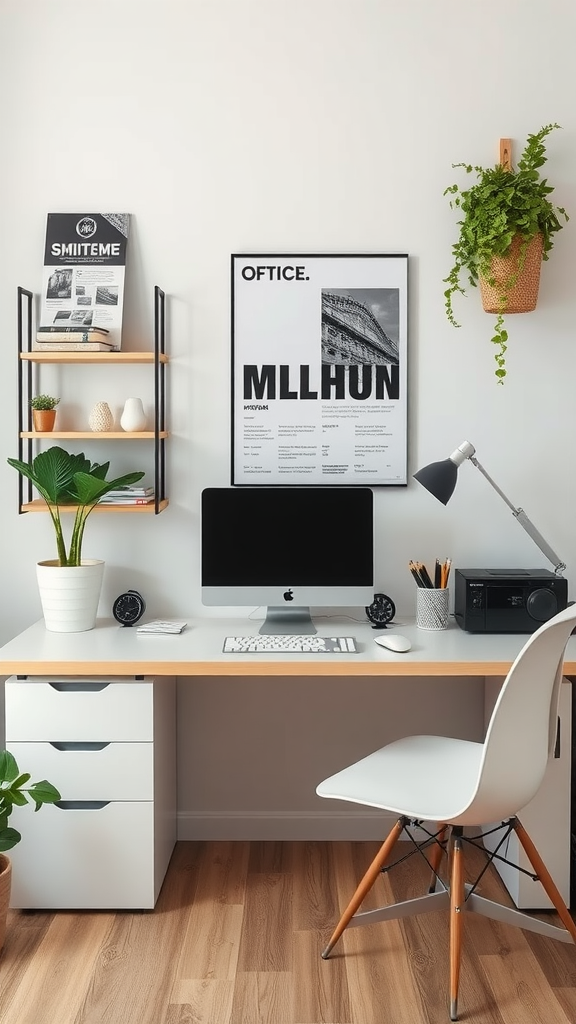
[231,253,408,486]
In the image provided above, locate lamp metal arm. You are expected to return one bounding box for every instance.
[469,455,566,575]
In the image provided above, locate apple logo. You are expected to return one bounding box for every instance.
[283,588,294,602]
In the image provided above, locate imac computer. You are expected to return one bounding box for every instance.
[201,486,374,634]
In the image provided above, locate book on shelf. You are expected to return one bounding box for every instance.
[99,496,156,505]
[37,324,110,335]
[101,486,155,504]
[36,328,113,343]
[105,485,155,496]
[33,341,116,352]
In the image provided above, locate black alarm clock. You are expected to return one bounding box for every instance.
[113,589,146,626]
[365,593,396,629]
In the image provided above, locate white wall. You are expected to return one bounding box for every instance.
[1,0,576,837]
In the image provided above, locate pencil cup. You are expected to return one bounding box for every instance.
[416,588,449,630]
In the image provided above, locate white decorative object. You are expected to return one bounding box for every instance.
[36,559,105,632]
[89,402,114,432]
[120,397,147,432]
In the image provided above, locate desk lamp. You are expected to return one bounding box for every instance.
[414,440,566,575]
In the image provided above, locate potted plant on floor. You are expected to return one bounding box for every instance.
[0,750,61,950]
[6,446,145,632]
[443,123,569,383]
[29,394,60,433]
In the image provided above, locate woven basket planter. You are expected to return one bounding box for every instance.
[479,233,544,314]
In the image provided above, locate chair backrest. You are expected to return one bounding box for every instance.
[464,603,576,826]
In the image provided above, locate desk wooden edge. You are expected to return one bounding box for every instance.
[2,658,565,678]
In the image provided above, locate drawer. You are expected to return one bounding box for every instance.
[7,741,153,800]
[5,677,154,741]
[9,801,158,909]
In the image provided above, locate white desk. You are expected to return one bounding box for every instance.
[0,616,574,911]
[2,614,575,677]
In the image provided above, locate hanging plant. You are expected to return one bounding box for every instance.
[443,124,568,383]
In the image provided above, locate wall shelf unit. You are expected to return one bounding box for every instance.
[17,285,168,515]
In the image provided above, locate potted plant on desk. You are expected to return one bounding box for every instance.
[0,750,61,950]
[7,446,145,633]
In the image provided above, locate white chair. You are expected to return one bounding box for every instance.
[316,603,576,1022]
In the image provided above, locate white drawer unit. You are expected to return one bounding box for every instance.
[4,675,176,910]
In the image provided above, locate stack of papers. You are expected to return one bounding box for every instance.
[101,486,155,506]
[136,619,187,634]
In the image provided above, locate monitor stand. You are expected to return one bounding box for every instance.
[259,606,317,635]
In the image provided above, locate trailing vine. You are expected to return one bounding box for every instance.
[443,124,568,382]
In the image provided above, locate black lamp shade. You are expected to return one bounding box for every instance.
[413,459,458,505]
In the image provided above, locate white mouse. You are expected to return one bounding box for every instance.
[374,633,412,653]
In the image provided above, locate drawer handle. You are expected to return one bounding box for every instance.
[49,682,109,692]
[55,801,110,810]
[50,742,110,752]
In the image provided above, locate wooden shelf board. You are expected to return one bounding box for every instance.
[20,431,169,440]
[20,352,168,364]
[21,499,169,514]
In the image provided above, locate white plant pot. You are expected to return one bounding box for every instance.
[36,559,105,633]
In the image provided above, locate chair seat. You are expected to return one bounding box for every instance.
[316,734,484,824]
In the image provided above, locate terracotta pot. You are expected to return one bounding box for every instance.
[479,233,543,314]
[32,409,56,432]
[0,854,12,952]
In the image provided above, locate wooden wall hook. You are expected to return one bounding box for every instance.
[499,138,512,171]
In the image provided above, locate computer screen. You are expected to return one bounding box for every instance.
[201,486,374,633]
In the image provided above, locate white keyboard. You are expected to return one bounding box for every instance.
[223,635,358,653]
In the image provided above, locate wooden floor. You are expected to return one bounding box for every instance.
[1,840,576,1023]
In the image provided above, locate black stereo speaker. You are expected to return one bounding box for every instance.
[454,568,569,634]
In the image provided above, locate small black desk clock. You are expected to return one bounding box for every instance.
[365,593,396,629]
[113,589,146,627]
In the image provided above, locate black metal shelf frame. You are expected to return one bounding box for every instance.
[16,284,168,515]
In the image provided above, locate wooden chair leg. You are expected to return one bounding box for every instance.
[449,832,464,1022]
[513,818,576,944]
[428,824,448,892]
[321,817,405,958]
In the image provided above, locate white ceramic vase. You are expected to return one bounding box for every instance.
[120,397,147,432]
[89,401,114,432]
[36,559,105,632]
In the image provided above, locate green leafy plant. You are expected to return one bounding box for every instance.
[29,394,60,411]
[443,124,568,382]
[0,750,61,852]
[7,446,145,566]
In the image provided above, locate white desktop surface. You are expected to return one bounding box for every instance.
[2,615,576,677]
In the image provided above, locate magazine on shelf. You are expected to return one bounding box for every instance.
[39,213,130,351]
[99,496,156,505]
[100,486,155,505]
[106,485,155,496]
